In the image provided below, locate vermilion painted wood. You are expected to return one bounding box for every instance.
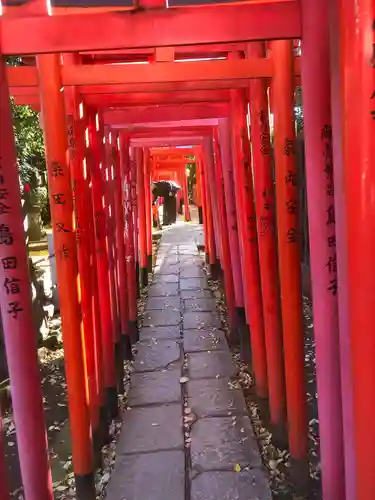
[212,130,236,325]
[198,157,211,262]
[83,90,230,107]
[104,130,121,348]
[65,84,100,436]
[144,151,153,263]
[119,136,138,331]
[230,83,268,398]
[329,0,355,497]
[300,1,345,497]
[37,54,94,482]
[217,120,244,309]
[0,53,53,500]
[339,1,375,498]
[87,111,117,407]
[247,43,285,410]
[62,59,274,85]
[202,153,216,266]
[271,40,308,463]
[203,139,222,262]
[111,133,130,339]
[2,2,301,54]
[103,104,228,126]
[136,148,148,283]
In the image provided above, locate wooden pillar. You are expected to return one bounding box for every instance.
[339,1,374,498]
[183,165,191,222]
[87,111,117,421]
[230,82,268,388]
[136,148,148,287]
[198,155,209,257]
[271,40,308,484]
[112,133,132,359]
[203,139,222,275]
[144,151,153,272]
[195,159,203,224]
[104,130,124,395]
[131,149,140,296]
[300,1,345,498]
[247,44,285,424]
[329,0,356,496]
[37,54,95,498]
[201,155,216,270]
[120,135,139,343]
[65,82,102,467]
[212,130,236,331]
[0,53,53,500]
[218,120,245,316]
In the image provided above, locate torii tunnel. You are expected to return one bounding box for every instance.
[0,0,374,499]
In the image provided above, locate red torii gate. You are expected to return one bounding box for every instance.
[1,0,373,500]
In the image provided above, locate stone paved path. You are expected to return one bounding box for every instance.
[106,221,271,500]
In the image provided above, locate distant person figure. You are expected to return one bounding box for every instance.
[152,198,161,229]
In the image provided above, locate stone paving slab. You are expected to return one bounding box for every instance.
[143,310,181,327]
[146,296,181,311]
[188,378,248,418]
[180,266,206,278]
[129,369,182,407]
[190,416,262,470]
[181,289,213,299]
[184,297,217,311]
[180,277,210,290]
[116,404,184,455]
[140,325,181,341]
[183,311,221,330]
[188,351,237,380]
[152,274,179,283]
[184,329,227,353]
[191,470,272,500]
[154,264,180,275]
[148,283,179,297]
[106,451,185,500]
[134,340,181,372]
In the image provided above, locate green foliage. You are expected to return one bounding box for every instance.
[11,100,50,225]
[6,57,50,225]
[186,155,196,200]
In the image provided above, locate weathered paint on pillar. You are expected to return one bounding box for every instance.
[248,43,285,417]
[340,1,375,498]
[230,82,268,398]
[218,120,244,310]
[136,148,148,287]
[144,151,153,272]
[330,0,356,496]
[183,164,191,222]
[104,130,124,396]
[130,149,140,297]
[37,54,95,496]
[300,1,345,498]
[65,84,101,464]
[195,159,203,224]
[198,155,210,260]
[87,111,117,420]
[212,130,236,329]
[112,133,132,358]
[120,136,138,343]
[203,138,222,272]
[0,53,53,500]
[201,155,216,268]
[271,40,308,473]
